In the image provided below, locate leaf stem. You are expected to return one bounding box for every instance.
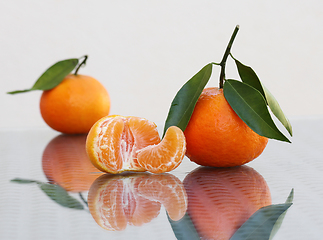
[219,25,240,89]
[74,55,88,75]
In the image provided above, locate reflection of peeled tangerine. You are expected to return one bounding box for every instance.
[42,134,104,192]
[184,166,272,240]
[88,173,187,231]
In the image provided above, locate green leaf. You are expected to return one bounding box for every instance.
[167,212,200,240]
[232,57,292,136]
[262,85,293,136]
[39,183,84,210]
[223,80,290,142]
[7,58,79,94]
[7,89,34,94]
[163,63,212,136]
[232,57,266,97]
[230,189,293,240]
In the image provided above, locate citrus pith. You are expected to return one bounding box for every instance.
[88,173,187,231]
[86,115,186,174]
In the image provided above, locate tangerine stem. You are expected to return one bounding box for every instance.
[219,25,239,89]
[74,55,88,75]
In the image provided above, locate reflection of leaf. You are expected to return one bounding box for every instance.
[11,178,84,210]
[11,178,40,184]
[167,212,200,240]
[39,183,84,210]
[232,57,292,136]
[230,189,294,240]
[285,188,294,204]
[7,58,78,94]
[269,189,294,240]
[223,79,290,142]
[163,63,212,136]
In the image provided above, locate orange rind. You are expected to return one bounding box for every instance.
[40,74,110,134]
[184,87,268,167]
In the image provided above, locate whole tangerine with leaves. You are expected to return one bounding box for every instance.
[86,115,186,174]
[184,87,268,167]
[40,74,110,134]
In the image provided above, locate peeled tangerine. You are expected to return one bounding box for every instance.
[86,115,186,174]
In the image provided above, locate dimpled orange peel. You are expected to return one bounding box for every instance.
[184,87,268,167]
[86,115,186,174]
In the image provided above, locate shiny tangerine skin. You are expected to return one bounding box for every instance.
[40,74,110,134]
[184,87,268,167]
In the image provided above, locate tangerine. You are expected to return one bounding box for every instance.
[40,74,110,134]
[136,173,187,221]
[184,165,271,240]
[42,134,104,192]
[86,115,186,174]
[87,172,187,231]
[184,87,268,167]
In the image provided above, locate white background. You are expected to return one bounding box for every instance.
[1,0,323,130]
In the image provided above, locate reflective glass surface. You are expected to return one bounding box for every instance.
[1,117,322,240]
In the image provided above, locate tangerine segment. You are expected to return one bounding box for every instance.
[137,126,186,174]
[137,173,187,221]
[86,115,161,174]
[88,173,161,231]
[88,175,130,231]
[88,172,187,231]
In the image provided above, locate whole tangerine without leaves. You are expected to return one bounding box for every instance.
[184,87,268,167]
[40,74,110,134]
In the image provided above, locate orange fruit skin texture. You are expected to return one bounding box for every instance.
[42,134,104,192]
[40,74,110,134]
[86,115,186,174]
[184,166,271,240]
[87,173,187,231]
[184,87,268,167]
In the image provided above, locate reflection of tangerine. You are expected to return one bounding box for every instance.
[42,134,104,192]
[183,166,271,240]
[88,173,187,231]
[40,74,110,134]
[86,115,186,174]
[184,87,268,167]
